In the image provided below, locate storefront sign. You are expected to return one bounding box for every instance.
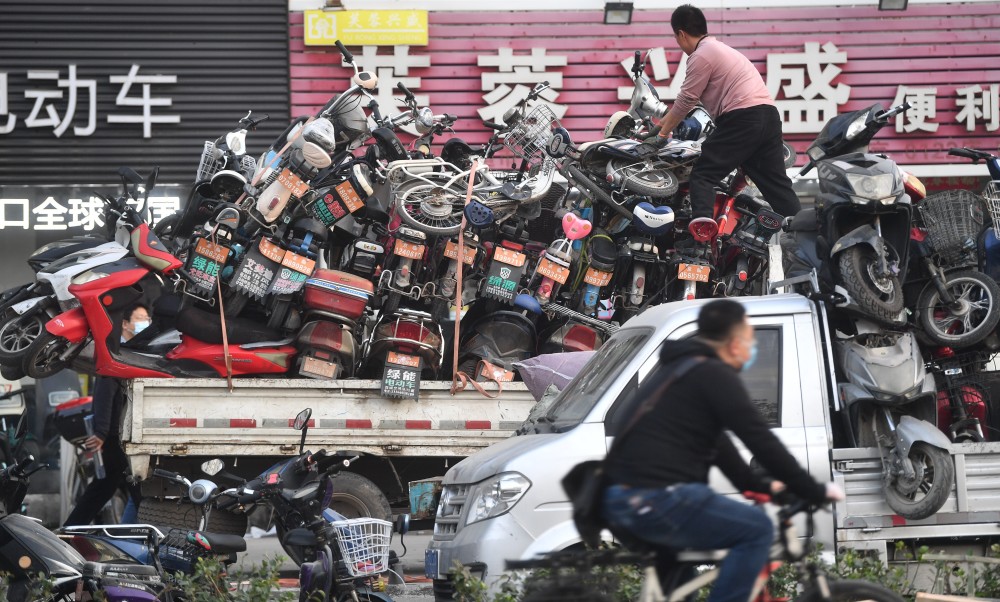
[304,10,428,46]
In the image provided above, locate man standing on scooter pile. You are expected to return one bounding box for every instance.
[602,300,845,602]
[649,5,800,223]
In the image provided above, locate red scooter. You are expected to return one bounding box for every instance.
[21,170,297,380]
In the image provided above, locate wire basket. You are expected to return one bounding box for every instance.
[985,180,1000,228]
[197,141,222,182]
[331,518,392,577]
[504,104,559,165]
[918,189,988,266]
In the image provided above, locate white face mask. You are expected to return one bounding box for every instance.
[132,320,150,334]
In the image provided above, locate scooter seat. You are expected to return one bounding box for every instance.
[185,530,247,554]
[786,207,819,233]
[83,560,161,579]
[177,306,283,345]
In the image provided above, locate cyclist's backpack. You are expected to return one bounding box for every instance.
[561,356,705,548]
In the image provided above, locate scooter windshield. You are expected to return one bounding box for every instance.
[807,104,880,160]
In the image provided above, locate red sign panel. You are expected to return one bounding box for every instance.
[290,5,1000,174]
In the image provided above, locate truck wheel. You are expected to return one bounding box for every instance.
[883,442,954,520]
[137,498,248,535]
[837,245,904,323]
[330,472,392,521]
[917,270,1000,349]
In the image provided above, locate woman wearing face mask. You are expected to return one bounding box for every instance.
[601,299,845,602]
[64,303,148,526]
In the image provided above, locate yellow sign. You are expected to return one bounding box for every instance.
[304,10,428,46]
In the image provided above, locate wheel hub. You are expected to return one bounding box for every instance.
[419,188,456,220]
[866,262,895,294]
[892,459,924,496]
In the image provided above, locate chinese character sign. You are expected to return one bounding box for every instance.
[767,42,851,134]
[304,10,428,46]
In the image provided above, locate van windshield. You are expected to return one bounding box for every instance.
[543,328,651,429]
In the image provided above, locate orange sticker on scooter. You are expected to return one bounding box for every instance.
[492,247,526,267]
[536,257,570,284]
[444,241,476,266]
[387,352,421,368]
[282,252,316,276]
[335,180,365,213]
[278,168,309,198]
[194,238,229,264]
[583,267,613,287]
[258,237,286,263]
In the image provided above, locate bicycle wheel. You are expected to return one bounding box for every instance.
[797,579,905,602]
[395,182,468,236]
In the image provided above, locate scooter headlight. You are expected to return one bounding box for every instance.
[465,472,531,526]
[71,271,110,285]
[846,173,897,203]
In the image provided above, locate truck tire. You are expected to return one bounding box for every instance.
[136,498,248,536]
[883,442,955,521]
[330,472,392,521]
[797,580,904,602]
[837,245,904,324]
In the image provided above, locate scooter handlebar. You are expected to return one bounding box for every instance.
[335,40,353,64]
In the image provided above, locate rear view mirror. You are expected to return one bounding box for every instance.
[201,458,225,476]
[293,408,313,431]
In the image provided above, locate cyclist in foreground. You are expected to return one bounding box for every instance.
[602,299,846,602]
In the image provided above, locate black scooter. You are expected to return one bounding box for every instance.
[781,101,914,325]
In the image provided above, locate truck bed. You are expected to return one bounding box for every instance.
[833,443,1000,558]
[123,378,535,477]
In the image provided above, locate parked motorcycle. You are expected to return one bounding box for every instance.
[781,102,915,325]
[835,320,955,519]
[927,348,992,443]
[212,408,396,602]
[0,413,164,602]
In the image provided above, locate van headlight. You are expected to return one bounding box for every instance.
[846,173,897,203]
[465,472,531,526]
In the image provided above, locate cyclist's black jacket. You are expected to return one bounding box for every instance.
[604,338,827,504]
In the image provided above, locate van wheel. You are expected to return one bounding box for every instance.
[883,442,954,520]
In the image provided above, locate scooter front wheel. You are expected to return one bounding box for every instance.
[21,330,73,379]
[837,245,905,323]
[917,270,1000,349]
[0,308,45,366]
[883,441,954,520]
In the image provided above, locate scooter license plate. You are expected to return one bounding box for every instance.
[678,263,710,282]
[424,548,439,579]
[536,257,570,284]
[444,240,476,266]
[194,238,229,263]
[492,246,526,267]
[394,239,425,260]
[583,267,613,287]
[302,356,338,379]
[278,168,309,198]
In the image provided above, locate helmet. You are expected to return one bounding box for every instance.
[632,202,675,236]
[604,111,636,138]
[302,118,337,153]
[673,107,715,142]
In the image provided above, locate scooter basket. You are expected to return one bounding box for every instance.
[918,189,988,267]
[985,180,1000,228]
[505,104,560,165]
[331,518,392,577]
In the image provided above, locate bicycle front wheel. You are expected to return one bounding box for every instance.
[797,579,905,602]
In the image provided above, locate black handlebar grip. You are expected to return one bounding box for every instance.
[483,120,505,131]
[396,82,414,99]
[216,496,239,510]
[632,50,641,72]
[335,40,353,64]
[444,113,458,122]
[153,468,179,481]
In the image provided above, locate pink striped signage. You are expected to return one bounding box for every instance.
[290,5,1000,172]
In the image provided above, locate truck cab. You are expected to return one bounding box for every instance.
[426,293,838,598]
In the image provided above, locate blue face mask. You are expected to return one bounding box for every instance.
[742,339,758,372]
[132,320,150,334]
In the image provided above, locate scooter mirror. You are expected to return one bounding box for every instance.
[201,458,226,476]
[293,408,313,430]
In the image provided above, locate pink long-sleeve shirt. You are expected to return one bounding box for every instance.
[668,36,774,122]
